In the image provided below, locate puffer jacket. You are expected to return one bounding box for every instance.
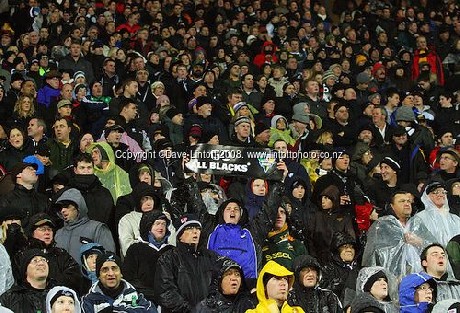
[246,260,304,313]
[288,255,342,313]
[81,279,156,312]
[54,188,116,264]
[154,241,220,313]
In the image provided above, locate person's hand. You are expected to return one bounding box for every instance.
[276,160,288,181]
[404,232,423,247]
[369,208,379,221]
[340,195,351,205]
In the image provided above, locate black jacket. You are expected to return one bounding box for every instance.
[123,240,173,302]
[288,255,342,313]
[15,238,82,295]
[0,283,49,312]
[70,174,115,231]
[1,184,49,229]
[154,242,220,313]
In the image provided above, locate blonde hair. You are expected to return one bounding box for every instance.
[316,131,333,145]
[14,95,35,117]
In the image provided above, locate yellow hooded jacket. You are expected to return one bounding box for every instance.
[246,261,305,313]
[87,142,132,201]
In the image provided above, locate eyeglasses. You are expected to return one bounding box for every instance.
[416,285,433,292]
[431,190,447,195]
[30,257,48,265]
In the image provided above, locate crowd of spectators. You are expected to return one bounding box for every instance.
[2,0,460,311]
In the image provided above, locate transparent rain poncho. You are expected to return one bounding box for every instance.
[362,215,436,279]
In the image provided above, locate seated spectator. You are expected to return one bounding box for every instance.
[54,188,115,264]
[88,141,132,201]
[308,185,356,264]
[45,286,81,313]
[288,255,342,312]
[123,211,173,303]
[0,249,52,312]
[0,162,48,229]
[0,242,14,296]
[246,260,303,312]
[82,252,157,312]
[399,272,437,313]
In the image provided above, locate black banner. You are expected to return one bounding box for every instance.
[185,144,283,180]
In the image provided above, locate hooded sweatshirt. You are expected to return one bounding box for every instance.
[54,188,116,264]
[246,260,304,313]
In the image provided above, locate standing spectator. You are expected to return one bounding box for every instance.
[46,118,78,175]
[0,249,52,312]
[154,214,219,313]
[123,211,173,303]
[59,39,94,84]
[246,260,303,313]
[412,36,444,86]
[54,188,115,264]
[288,255,342,312]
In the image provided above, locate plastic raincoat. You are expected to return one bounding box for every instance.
[412,189,460,246]
[88,142,132,201]
[362,215,436,279]
[354,267,398,313]
[0,243,13,296]
[399,272,436,313]
[245,260,304,313]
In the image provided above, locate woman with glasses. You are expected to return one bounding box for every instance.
[399,272,437,313]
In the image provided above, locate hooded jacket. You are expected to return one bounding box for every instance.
[308,185,356,263]
[355,267,398,313]
[412,188,460,246]
[208,199,258,281]
[88,142,132,201]
[118,183,161,256]
[54,188,116,264]
[79,242,105,295]
[246,260,304,313]
[253,41,279,68]
[288,255,342,313]
[194,257,256,312]
[399,272,436,313]
[46,286,81,313]
[123,211,173,302]
[321,232,360,303]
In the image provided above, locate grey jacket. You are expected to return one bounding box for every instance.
[54,188,115,264]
